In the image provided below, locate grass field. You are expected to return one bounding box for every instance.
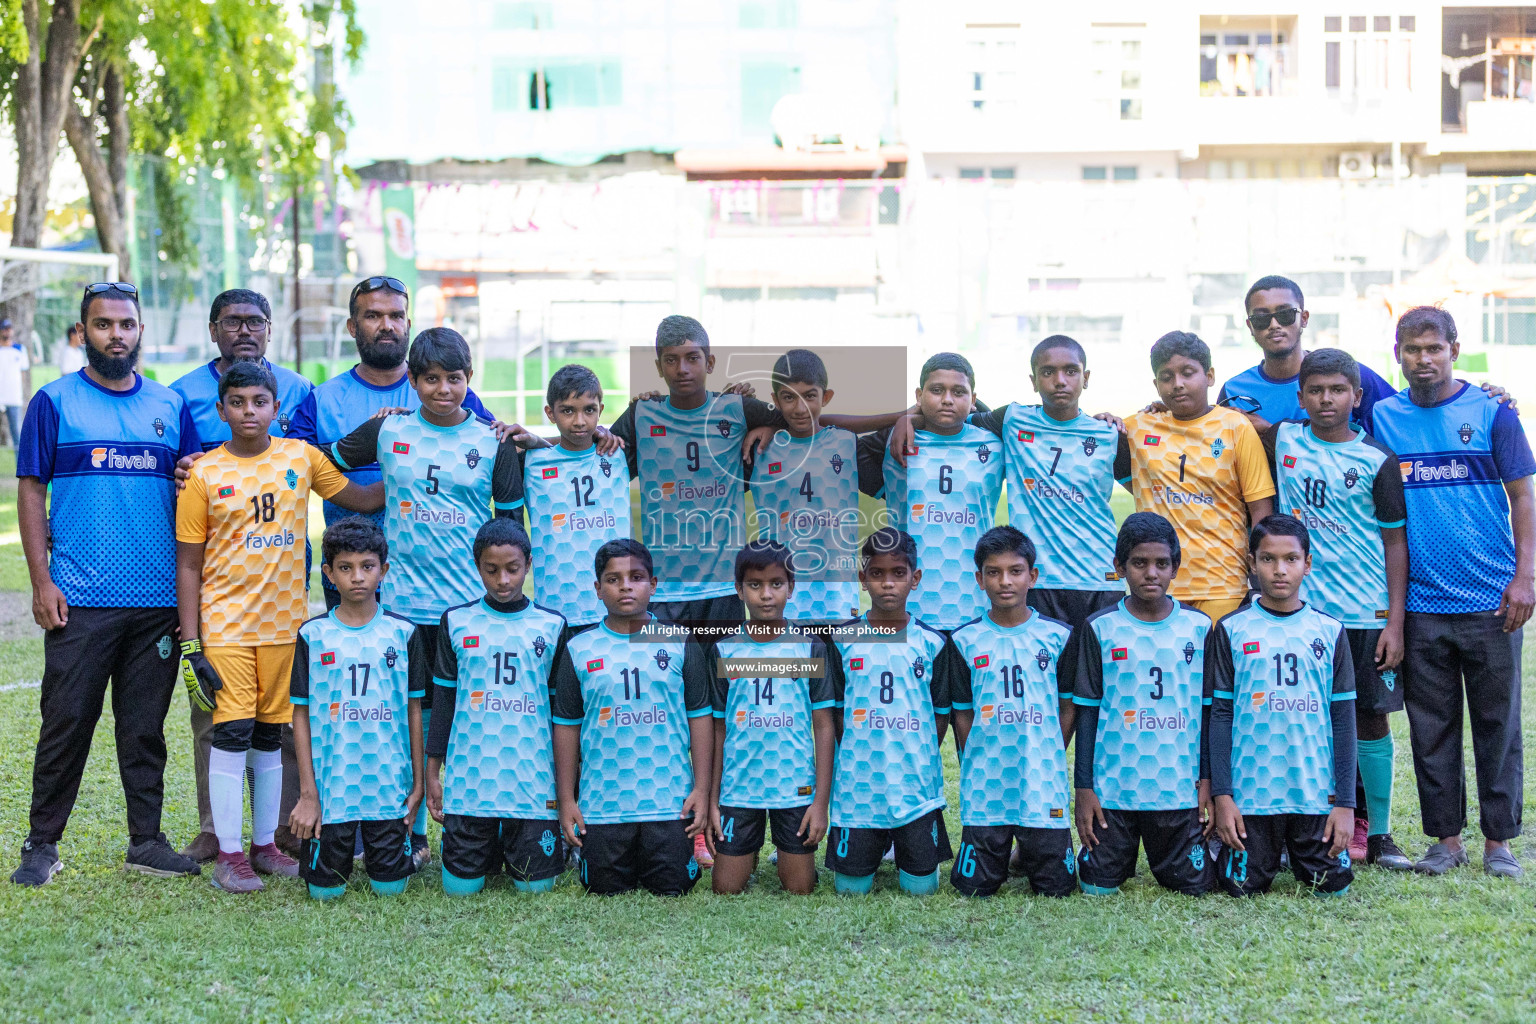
[0,441,1532,1021]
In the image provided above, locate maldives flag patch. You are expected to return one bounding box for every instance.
[1282,455,1297,468]
[541,467,558,479]
[768,462,782,475]
[973,654,989,668]
[649,425,666,437]
[586,658,604,672]
[320,652,336,666]
[392,442,410,454]
[850,658,864,671]
[1243,641,1262,655]
[1111,647,1128,662]
[463,636,480,649]
[217,486,234,498]
[1143,435,1161,447]
[1017,430,1034,443]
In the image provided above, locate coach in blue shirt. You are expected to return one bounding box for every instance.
[10,283,204,886]
[1371,306,1535,880]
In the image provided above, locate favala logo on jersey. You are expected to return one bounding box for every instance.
[398,500,468,526]
[1251,691,1268,708]
[1125,707,1189,730]
[848,707,922,731]
[542,467,558,479]
[1259,691,1320,713]
[1401,458,1472,484]
[329,701,393,722]
[973,654,989,668]
[598,703,668,726]
[656,479,727,502]
[90,447,158,470]
[1243,641,1261,655]
[551,510,616,533]
[910,502,978,526]
[321,651,336,666]
[242,528,295,551]
[469,689,540,714]
[981,703,1043,725]
[392,442,410,454]
[735,707,795,728]
[1282,455,1297,468]
[1111,647,1128,661]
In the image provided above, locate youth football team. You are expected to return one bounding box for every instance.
[14,272,1534,898]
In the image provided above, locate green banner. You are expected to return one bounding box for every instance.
[380,185,418,302]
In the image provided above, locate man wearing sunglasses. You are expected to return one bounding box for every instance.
[169,289,315,865]
[11,282,204,886]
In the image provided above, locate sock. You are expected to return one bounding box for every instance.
[412,710,432,837]
[442,869,485,896]
[209,747,247,855]
[370,877,409,896]
[897,868,939,895]
[513,876,556,894]
[833,871,874,895]
[1079,881,1120,896]
[308,883,347,901]
[249,747,283,849]
[1357,735,1395,836]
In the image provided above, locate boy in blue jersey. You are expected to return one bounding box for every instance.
[1259,348,1411,870]
[1208,515,1357,897]
[824,528,953,895]
[521,365,630,629]
[747,349,862,624]
[551,539,714,896]
[427,519,570,895]
[329,327,524,865]
[290,518,426,899]
[708,541,836,895]
[941,526,1076,898]
[1371,307,1534,879]
[1072,513,1214,896]
[857,353,1004,632]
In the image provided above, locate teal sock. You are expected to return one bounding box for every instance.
[1079,881,1120,896]
[897,868,939,895]
[412,710,432,836]
[833,872,874,894]
[441,869,485,896]
[513,876,556,894]
[1357,735,1395,836]
[307,883,346,901]
[370,877,408,896]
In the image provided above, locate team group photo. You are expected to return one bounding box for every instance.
[3,2,1536,1021]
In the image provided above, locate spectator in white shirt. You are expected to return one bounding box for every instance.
[58,324,86,376]
[0,319,30,447]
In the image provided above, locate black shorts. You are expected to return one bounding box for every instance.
[716,805,818,857]
[441,815,565,882]
[1216,813,1354,896]
[952,825,1075,898]
[650,595,745,642]
[1345,628,1403,716]
[300,819,413,888]
[577,819,700,896]
[1027,588,1122,632]
[825,808,952,878]
[1076,807,1213,895]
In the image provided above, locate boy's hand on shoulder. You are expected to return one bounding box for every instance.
[174,451,203,491]
[290,792,322,841]
[889,412,919,467]
[496,420,548,448]
[634,390,665,403]
[372,406,410,420]
[593,425,623,454]
[798,802,829,846]
[1197,779,1213,837]
[1139,401,1167,415]
[1324,807,1354,858]
[425,774,445,824]
[722,381,756,398]
[1091,411,1125,433]
[682,788,709,837]
[1213,794,1244,852]
[742,424,776,461]
[1074,788,1106,849]
[1480,380,1517,409]
[559,802,585,848]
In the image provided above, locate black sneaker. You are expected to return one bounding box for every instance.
[125,833,201,878]
[11,839,61,886]
[1366,833,1413,871]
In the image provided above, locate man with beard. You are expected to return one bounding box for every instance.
[11,283,204,885]
[170,289,315,864]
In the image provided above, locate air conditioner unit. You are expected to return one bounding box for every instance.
[1338,151,1377,179]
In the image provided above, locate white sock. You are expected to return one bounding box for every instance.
[249,747,283,849]
[209,747,247,855]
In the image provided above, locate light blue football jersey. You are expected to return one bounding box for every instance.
[521,444,631,626]
[976,404,1121,591]
[1072,601,1211,811]
[712,630,837,808]
[1268,421,1406,628]
[291,609,426,823]
[170,358,314,450]
[551,619,714,824]
[435,598,567,819]
[332,411,522,624]
[1211,603,1354,816]
[946,612,1073,828]
[748,426,863,622]
[878,425,1005,630]
[828,616,951,829]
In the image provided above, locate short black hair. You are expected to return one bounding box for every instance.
[919,351,974,390]
[473,518,532,563]
[1115,511,1181,570]
[546,364,603,408]
[407,327,473,377]
[1244,274,1304,310]
[348,276,410,320]
[66,323,80,340]
[217,359,279,400]
[80,284,140,326]
[655,314,709,355]
[735,539,795,584]
[1395,306,1457,347]
[772,348,828,392]
[322,517,388,566]
[973,524,1036,571]
[209,288,272,324]
[1030,335,1086,372]
[1150,331,1211,373]
[1250,513,1311,558]
[860,526,918,571]
[594,537,654,579]
[1298,347,1360,390]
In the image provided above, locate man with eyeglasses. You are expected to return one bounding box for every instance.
[170,289,315,864]
[11,282,204,886]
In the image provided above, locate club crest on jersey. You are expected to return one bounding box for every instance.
[1111,647,1128,661]
[279,413,291,432]
[533,635,548,657]
[392,442,410,454]
[973,654,989,668]
[284,468,298,490]
[218,486,234,498]
[599,456,613,477]
[539,829,557,856]
[152,417,165,438]
[654,649,672,671]
[1018,430,1034,443]
[1210,438,1225,458]
[1243,641,1261,655]
[321,652,336,666]
[1381,668,1397,691]
[463,636,480,649]
[977,443,993,464]
[383,646,399,668]
[1344,467,1359,489]
[541,466,558,479]
[768,462,782,475]
[1189,844,1205,871]
[1184,641,1196,664]
[1459,422,1474,445]
[1082,436,1098,456]
[830,453,845,475]
[649,425,666,437]
[1282,455,1297,468]
[586,658,604,672]
[1310,638,1326,660]
[1143,435,1161,446]
[465,448,481,469]
[717,419,732,438]
[156,635,173,660]
[1035,649,1050,671]
[912,655,925,679]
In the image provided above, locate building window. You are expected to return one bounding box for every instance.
[990,167,1016,180]
[1324,15,1342,32]
[491,59,622,111]
[739,0,797,29]
[1112,165,1139,181]
[965,28,1020,115]
[1399,15,1415,31]
[1200,17,1296,96]
[492,2,551,29]
[1348,16,1366,32]
[1486,297,1536,345]
[1374,16,1391,32]
[1082,166,1108,181]
[959,167,985,179]
[1091,23,1144,119]
[1326,41,1341,89]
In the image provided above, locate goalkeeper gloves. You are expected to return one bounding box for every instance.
[180,638,223,713]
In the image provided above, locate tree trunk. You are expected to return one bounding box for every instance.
[64,105,132,284]
[104,62,129,228]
